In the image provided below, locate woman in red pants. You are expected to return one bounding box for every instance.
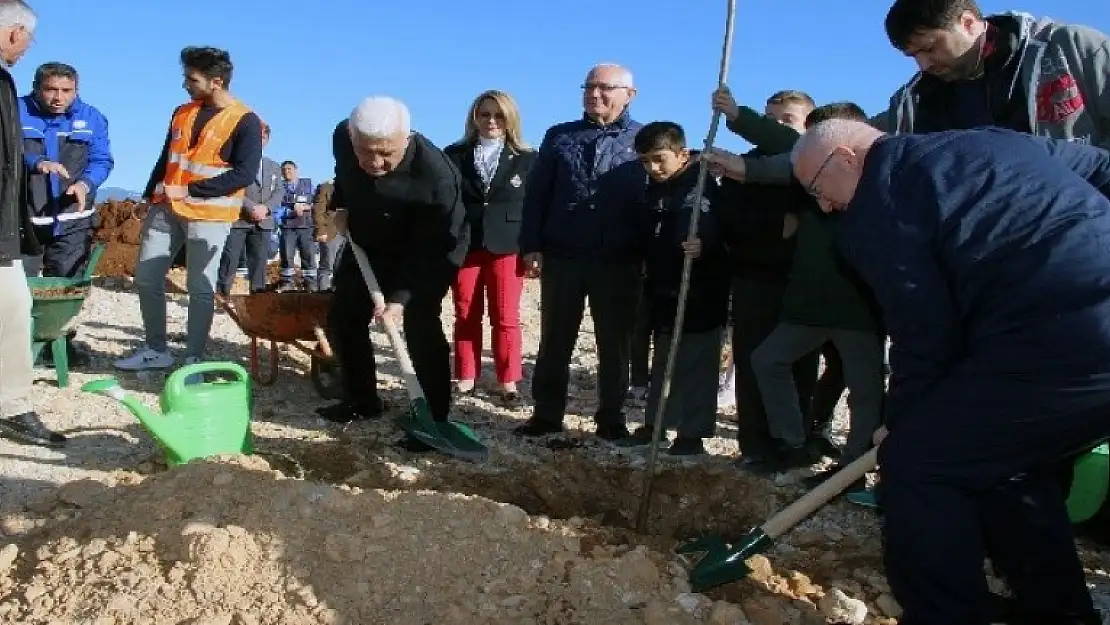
[443,90,536,402]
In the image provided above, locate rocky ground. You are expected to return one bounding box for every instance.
[1,201,1109,623]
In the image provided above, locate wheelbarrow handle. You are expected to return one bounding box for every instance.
[762,446,878,539]
[347,241,426,401]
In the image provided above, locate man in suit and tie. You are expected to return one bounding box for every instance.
[217,122,282,295]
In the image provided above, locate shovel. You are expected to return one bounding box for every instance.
[680,446,877,592]
[346,240,488,461]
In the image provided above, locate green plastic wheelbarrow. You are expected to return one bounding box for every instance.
[28,243,104,387]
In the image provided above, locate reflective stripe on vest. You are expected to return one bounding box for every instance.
[151,100,251,222]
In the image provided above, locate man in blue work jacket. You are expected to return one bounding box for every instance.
[792,119,1110,624]
[19,62,113,365]
[20,62,112,277]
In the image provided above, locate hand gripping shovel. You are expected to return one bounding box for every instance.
[680,447,877,592]
[346,241,488,461]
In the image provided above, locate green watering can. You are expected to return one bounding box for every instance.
[81,362,253,466]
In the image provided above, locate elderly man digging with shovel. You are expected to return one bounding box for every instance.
[786,119,1110,624]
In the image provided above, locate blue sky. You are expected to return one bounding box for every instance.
[11,1,1108,192]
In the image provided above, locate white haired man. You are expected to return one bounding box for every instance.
[0,0,66,448]
[318,96,468,451]
[517,63,647,440]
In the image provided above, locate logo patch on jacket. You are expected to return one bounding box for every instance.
[1036,72,1085,123]
[510,174,522,187]
[72,120,86,130]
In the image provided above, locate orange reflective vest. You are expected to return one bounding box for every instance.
[151,100,252,222]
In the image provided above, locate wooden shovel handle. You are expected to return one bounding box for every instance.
[762,447,878,538]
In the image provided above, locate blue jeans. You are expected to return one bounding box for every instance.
[133,204,231,358]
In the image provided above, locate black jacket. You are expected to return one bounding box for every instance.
[332,124,467,306]
[715,147,804,284]
[0,66,38,264]
[443,140,536,255]
[642,156,729,334]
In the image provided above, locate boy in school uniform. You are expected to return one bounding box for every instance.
[617,121,730,456]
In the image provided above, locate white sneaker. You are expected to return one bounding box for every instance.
[114,347,174,371]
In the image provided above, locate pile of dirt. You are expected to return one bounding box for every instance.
[93,200,144,277]
[0,456,755,625]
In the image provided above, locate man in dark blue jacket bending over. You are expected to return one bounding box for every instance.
[791,119,1110,625]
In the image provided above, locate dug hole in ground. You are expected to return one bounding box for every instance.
[1,200,1109,624]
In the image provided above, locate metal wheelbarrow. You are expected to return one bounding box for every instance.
[28,242,106,387]
[216,291,342,399]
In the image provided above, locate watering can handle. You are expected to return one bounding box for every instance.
[761,446,878,539]
[167,361,251,396]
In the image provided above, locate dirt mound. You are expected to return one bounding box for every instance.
[0,456,757,625]
[93,200,143,277]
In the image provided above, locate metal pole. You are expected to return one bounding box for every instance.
[635,0,738,533]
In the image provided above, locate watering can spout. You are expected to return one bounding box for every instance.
[79,377,187,454]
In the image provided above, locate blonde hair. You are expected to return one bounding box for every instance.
[462,90,531,153]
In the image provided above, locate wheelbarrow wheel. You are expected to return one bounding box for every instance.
[310,355,342,400]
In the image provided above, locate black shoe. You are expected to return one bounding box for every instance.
[806,435,841,459]
[595,422,631,441]
[612,426,664,448]
[0,412,66,448]
[748,444,816,476]
[668,438,706,456]
[513,418,564,437]
[315,400,386,423]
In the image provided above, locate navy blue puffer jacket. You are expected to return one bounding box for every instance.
[520,109,646,261]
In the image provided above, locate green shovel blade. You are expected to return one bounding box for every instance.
[393,397,488,461]
[688,527,774,593]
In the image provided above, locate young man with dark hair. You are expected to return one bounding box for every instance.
[18,61,114,366]
[117,46,263,372]
[614,121,729,455]
[711,90,822,470]
[276,159,317,291]
[719,1,1110,183]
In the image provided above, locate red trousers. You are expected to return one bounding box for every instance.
[451,249,524,383]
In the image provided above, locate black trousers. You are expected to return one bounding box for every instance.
[880,371,1110,625]
[730,277,818,454]
[280,227,318,287]
[218,226,271,295]
[329,249,455,421]
[24,222,94,278]
[531,257,642,426]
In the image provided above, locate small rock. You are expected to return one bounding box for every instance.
[233,612,259,625]
[0,544,17,576]
[787,570,819,597]
[707,600,748,625]
[875,593,903,618]
[745,555,774,584]
[212,472,234,486]
[500,595,526,608]
[24,584,46,602]
[818,588,868,625]
[641,599,669,625]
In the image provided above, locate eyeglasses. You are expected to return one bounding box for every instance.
[805,150,837,197]
[581,82,629,93]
